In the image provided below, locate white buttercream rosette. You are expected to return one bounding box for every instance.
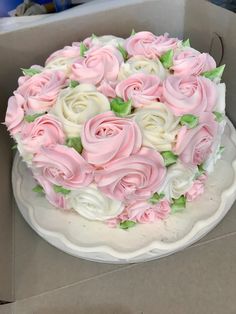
[118,56,167,81]
[83,35,125,49]
[52,84,110,137]
[68,184,124,221]
[133,102,180,152]
[159,162,198,201]
[45,45,81,73]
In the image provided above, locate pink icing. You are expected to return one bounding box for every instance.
[186,174,207,201]
[174,112,218,165]
[81,111,142,166]
[82,37,101,49]
[171,48,216,76]
[115,73,162,108]
[126,199,171,223]
[70,45,123,86]
[18,66,44,86]
[107,199,170,226]
[106,211,129,228]
[45,46,81,65]
[20,114,65,155]
[33,173,69,209]
[97,80,117,98]
[5,93,25,135]
[17,70,67,113]
[125,31,178,59]
[162,75,217,116]
[95,147,166,202]
[32,144,94,189]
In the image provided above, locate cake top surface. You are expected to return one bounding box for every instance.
[5,31,226,228]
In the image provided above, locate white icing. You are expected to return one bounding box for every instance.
[52,84,110,137]
[134,102,180,152]
[204,119,226,173]
[45,57,76,73]
[14,134,33,165]
[118,56,167,81]
[159,162,197,200]
[90,35,125,47]
[68,184,124,221]
[214,83,226,113]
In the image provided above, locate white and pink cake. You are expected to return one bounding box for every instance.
[5,31,226,230]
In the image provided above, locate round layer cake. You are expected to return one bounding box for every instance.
[5,31,226,230]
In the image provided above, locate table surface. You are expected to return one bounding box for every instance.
[1,200,236,314]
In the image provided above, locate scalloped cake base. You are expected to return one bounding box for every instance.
[12,118,236,264]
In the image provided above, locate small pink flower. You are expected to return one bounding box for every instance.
[45,46,81,65]
[115,73,162,108]
[71,45,123,86]
[171,48,216,76]
[125,31,178,59]
[33,174,69,209]
[5,93,25,135]
[32,144,94,189]
[186,174,207,201]
[174,112,218,165]
[106,210,129,227]
[17,70,67,112]
[162,75,217,116]
[106,217,120,228]
[19,114,65,155]
[122,199,171,224]
[156,200,172,220]
[81,111,142,166]
[95,147,166,202]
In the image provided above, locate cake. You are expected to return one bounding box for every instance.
[5,31,226,229]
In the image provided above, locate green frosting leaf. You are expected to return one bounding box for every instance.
[182,38,190,47]
[201,64,225,81]
[53,185,71,195]
[131,29,136,36]
[21,68,41,76]
[32,185,44,194]
[171,195,186,213]
[24,112,45,123]
[213,111,224,123]
[11,144,17,150]
[80,43,89,57]
[117,44,128,60]
[218,146,225,155]
[180,114,199,128]
[161,151,178,167]
[194,163,206,179]
[160,49,174,69]
[110,97,132,117]
[66,137,83,154]
[149,192,165,205]
[91,33,97,39]
[69,80,79,88]
[198,163,205,175]
[120,220,136,230]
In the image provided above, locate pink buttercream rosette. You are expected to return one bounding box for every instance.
[5,31,226,228]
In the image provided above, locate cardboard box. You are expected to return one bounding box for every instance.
[0,0,235,310]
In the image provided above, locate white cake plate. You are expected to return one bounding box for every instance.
[12,118,236,264]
